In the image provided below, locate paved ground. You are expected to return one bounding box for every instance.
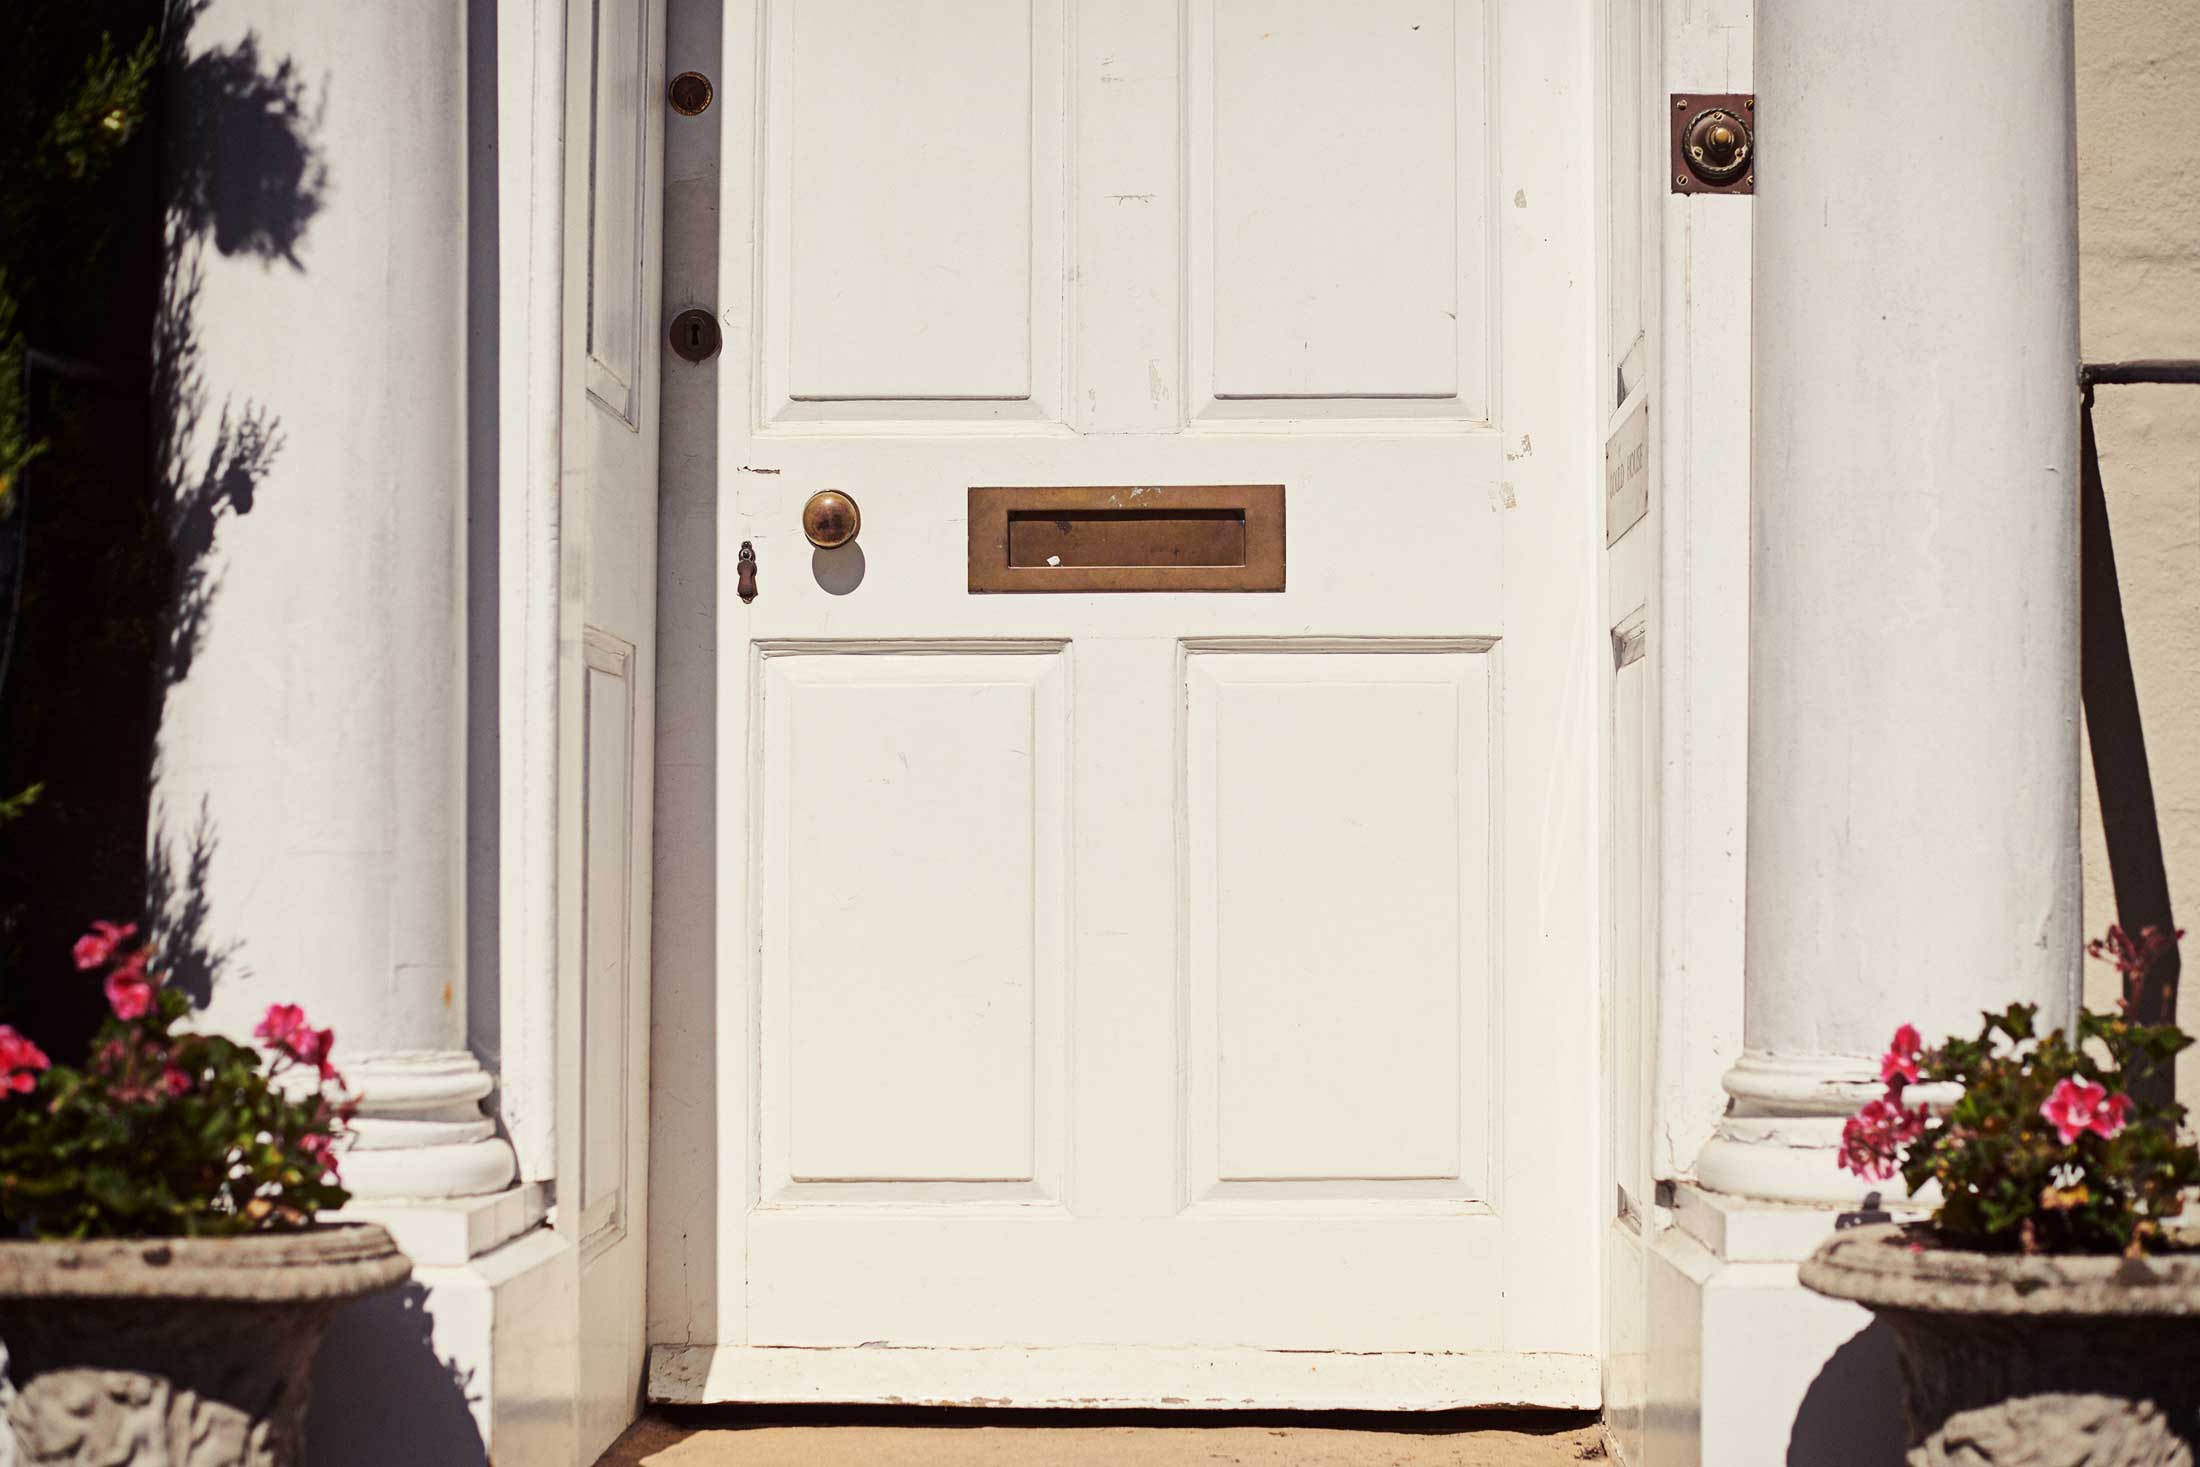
[601,1412,1607,1466]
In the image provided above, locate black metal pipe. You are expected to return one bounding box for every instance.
[2080,360,2200,387]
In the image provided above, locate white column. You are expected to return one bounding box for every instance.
[1696,1,2083,1204]
[157,0,512,1201]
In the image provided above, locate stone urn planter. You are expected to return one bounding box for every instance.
[1803,1222,2200,1466]
[0,1224,408,1466]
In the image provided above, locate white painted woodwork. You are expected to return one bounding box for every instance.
[651,1341,1601,1411]
[1595,0,1660,1451]
[153,0,514,1204]
[1650,0,1752,1191]
[650,0,1602,1407]
[561,0,665,1454]
[1697,0,2082,1205]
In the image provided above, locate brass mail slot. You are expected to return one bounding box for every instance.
[968,485,1285,593]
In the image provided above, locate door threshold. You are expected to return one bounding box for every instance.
[648,1344,1601,1413]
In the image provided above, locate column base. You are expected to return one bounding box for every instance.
[1694,1050,1889,1206]
[1643,1184,1910,1467]
[340,1052,519,1201]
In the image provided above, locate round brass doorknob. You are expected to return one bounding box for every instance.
[802,490,861,549]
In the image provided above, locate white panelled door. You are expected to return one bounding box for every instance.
[562,0,664,1456]
[665,0,1600,1409]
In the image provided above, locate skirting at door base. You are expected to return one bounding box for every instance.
[646,1344,1599,1412]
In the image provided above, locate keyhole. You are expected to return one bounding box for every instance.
[668,308,721,363]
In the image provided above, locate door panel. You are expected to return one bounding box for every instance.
[653,0,1600,1408]
[761,0,1066,424]
[1194,0,1487,412]
[1184,644,1494,1206]
[758,645,1069,1204]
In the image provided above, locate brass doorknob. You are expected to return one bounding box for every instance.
[802,490,861,549]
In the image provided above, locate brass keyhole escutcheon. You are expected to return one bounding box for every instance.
[803,490,861,549]
[668,308,721,363]
[668,70,715,116]
[1683,106,1752,185]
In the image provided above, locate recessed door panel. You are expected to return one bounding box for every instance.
[1191,0,1491,419]
[763,0,1066,421]
[1184,644,1494,1207]
[757,646,1068,1203]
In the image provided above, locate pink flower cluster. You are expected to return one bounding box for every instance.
[256,1003,340,1085]
[74,920,156,1020]
[2040,1077,2131,1146]
[0,1026,50,1096]
[1839,1093,1929,1182]
[1838,1023,1932,1182]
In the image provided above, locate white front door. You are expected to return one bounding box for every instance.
[654,0,1600,1409]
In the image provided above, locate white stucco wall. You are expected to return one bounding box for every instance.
[2075,0,2200,1108]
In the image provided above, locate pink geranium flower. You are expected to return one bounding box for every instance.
[0,1025,51,1095]
[103,951,156,1021]
[72,920,137,972]
[1837,1094,1930,1181]
[256,1003,340,1082]
[1880,1022,1924,1086]
[2040,1077,2131,1145]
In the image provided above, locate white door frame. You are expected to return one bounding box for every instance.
[609,0,1759,1424]
[1649,0,1754,1194]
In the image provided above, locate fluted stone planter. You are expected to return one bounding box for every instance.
[0,1224,408,1466]
[1803,1222,2200,1466]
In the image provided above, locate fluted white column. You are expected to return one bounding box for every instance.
[157,0,512,1200]
[1697,0,2084,1203]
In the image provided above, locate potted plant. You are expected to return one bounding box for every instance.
[1801,927,2200,1466]
[0,923,406,1466]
